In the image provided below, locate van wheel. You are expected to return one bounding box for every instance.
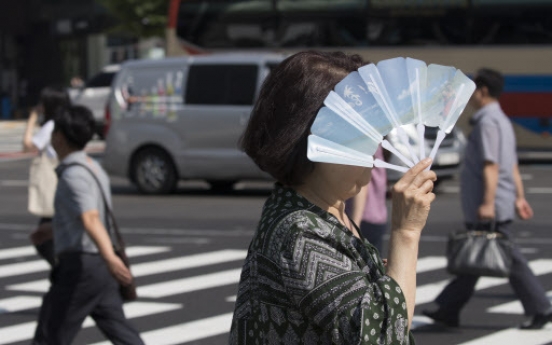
[208,180,236,192]
[131,147,177,194]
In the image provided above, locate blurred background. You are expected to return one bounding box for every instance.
[0,0,550,152]
[1,1,552,344]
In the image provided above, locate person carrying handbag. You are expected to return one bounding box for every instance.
[32,105,143,345]
[23,86,71,266]
[422,68,552,330]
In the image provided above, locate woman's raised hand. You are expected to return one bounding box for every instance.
[391,158,437,235]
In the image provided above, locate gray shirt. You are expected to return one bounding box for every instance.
[460,102,517,223]
[53,151,113,255]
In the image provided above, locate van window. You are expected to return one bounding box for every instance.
[86,71,116,88]
[185,65,258,105]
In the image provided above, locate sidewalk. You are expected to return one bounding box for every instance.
[0,120,26,130]
[0,120,105,160]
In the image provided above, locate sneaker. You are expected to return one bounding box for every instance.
[422,309,460,327]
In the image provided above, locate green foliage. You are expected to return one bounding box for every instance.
[96,0,168,38]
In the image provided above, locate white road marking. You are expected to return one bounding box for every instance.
[89,313,234,345]
[458,323,552,345]
[138,268,242,298]
[488,291,552,314]
[0,246,36,260]
[416,259,552,306]
[0,296,42,314]
[0,246,169,279]
[417,256,447,273]
[0,301,182,345]
[7,250,246,293]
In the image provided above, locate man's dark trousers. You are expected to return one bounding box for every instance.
[436,221,551,317]
[32,252,144,345]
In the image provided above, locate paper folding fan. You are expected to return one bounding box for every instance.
[307,57,475,173]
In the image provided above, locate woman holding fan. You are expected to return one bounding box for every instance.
[229,51,436,344]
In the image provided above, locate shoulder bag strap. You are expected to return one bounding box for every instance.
[60,162,125,250]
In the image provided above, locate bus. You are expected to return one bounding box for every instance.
[166,0,552,152]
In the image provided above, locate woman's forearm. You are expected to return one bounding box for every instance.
[23,110,38,151]
[385,229,420,330]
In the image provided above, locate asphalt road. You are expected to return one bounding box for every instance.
[1,154,552,345]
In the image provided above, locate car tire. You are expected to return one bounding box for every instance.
[131,147,178,194]
[208,180,236,192]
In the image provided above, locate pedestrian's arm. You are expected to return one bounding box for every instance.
[482,161,499,206]
[81,210,132,285]
[22,109,38,152]
[512,163,534,220]
[479,120,500,220]
[478,161,499,220]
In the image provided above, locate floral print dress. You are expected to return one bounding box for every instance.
[230,184,414,345]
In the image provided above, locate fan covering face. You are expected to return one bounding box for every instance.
[308,57,475,173]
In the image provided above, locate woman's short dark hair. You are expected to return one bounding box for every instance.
[240,51,365,186]
[54,105,96,150]
[474,68,504,99]
[40,86,71,124]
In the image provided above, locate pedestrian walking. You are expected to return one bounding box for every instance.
[423,68,552,329]
[229,51,437,344]
[32,105,144,345]
[347,145,388,254]
[23,86,71,265]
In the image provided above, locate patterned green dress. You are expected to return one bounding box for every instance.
[229,184,415,345]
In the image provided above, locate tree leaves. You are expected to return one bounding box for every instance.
[96,0,168,38]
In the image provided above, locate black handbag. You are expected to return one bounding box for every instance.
[63,162,138,302]
[446,228,514,278]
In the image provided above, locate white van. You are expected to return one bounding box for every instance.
[70,64,121,138]
[103,53,285,194]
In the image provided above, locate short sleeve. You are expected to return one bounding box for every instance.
[479,120,500,164]
[32,120,54,151]
[280,215,411,344]
[61,168,99,215]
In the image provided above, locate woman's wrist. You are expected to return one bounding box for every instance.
[389,228,421,245]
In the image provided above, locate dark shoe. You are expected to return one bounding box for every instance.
[519,312,552,330]
[422,309,460,327]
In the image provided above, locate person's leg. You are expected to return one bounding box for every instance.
[423,275,479,327]
[424,222,481,326]
[359,221,387,254]
[90,261,144,345]
[496,222,552,328]
[32,253,101,345]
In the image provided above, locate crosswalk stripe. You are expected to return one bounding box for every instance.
[416,259,552,306]
[89,313,234,345]
[416,256,447,273]
[0,296,42,314]
[0,246,36,260]
[131,249,246,276]
[0,260,48,279]
[0,246,170,279]
[6,250,246,293]
[488,291,552,314]
[138,269,242,298]
[457,323,552,345]
[0,301,182,345]
[81,301,182,327]
[122,246,172,257]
